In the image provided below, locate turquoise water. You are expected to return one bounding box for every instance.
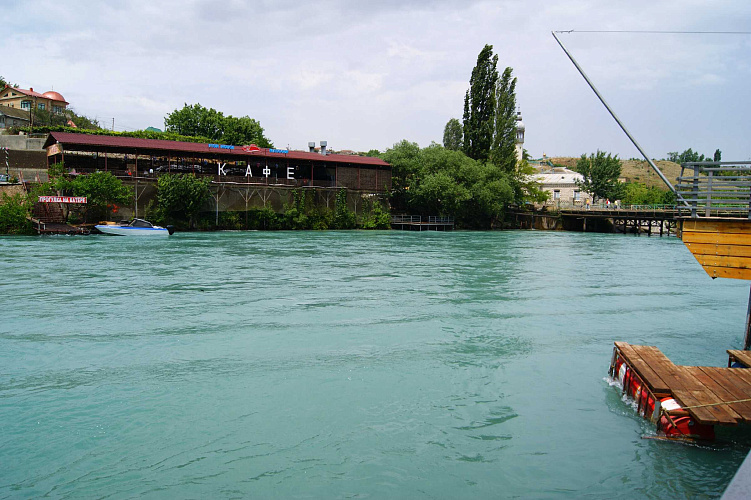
[1,230,750,498]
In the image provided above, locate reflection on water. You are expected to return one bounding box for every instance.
[0,230,749,498]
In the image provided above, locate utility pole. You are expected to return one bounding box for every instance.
[112,118,115,131]
[2,147,9,178]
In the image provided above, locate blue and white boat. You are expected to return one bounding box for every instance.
[95,218,174,236]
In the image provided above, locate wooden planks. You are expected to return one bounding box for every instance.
[614,341,670,393]
[680,219,751,280]
[615,342,751,426]
[728,350,751,368]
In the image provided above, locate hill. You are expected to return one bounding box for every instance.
[547,157,681,190]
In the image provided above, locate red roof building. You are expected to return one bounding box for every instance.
[0,86,69,115]
[44,132,392,192]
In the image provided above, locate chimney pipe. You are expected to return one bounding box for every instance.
[308,141,315,153]
[320,140,327,156]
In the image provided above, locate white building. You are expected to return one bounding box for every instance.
[531,167,592,207]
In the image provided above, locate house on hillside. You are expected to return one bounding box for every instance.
[0,106,31,130]
[0,86,69,115]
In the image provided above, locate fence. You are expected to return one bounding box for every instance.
[676,162,751,218]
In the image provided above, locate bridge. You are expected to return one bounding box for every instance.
[558,204,678,235]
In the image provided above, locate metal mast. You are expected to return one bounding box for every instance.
[551,30,688,207]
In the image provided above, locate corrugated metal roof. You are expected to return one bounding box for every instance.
[44,132,390,167]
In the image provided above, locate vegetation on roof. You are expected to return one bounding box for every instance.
[14,125,219,145]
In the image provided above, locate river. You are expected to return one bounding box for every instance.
[1,230,749,498]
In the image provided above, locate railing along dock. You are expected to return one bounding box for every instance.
[391,215,455,231]
[676,162,751,219]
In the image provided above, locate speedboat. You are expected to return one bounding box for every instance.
[95,218,175,236]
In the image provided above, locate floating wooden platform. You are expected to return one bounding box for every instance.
[34,221,90,235]
[614,341,751,426]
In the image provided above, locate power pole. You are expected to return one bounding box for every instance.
[2,147,9,177]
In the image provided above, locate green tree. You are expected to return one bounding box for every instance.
[714,149,722,162]
[67,171,133,222]
[622,182,676,206]
[383,141,515,228]
[156,173,212,229]
[333,189,356,229]
[575,151,626,203]
[463,45,498,162]
[164,103,272,147]
[443,118,463,151]
[666,148,708,164]
[0,193,34,234]
[490,67,517,174]
[0,77,18,89]
[380,139,422,213]
[223,115,272,147]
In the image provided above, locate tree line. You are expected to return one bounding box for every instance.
[382,44,545,229]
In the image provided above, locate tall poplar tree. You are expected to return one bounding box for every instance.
[462,45,498,162]
[491,67,517,173]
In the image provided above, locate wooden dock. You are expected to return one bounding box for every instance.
[390,215,455,231]
[614,342,751,426]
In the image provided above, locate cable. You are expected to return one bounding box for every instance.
[554,30,751,35]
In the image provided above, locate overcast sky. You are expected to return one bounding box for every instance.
[4,0,751,160]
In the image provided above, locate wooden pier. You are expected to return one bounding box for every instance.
[613,342,751,427]
[391,215,455,231]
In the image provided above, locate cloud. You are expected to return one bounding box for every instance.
[3,0,751,158]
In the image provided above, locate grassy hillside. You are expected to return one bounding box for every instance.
[548,157,681,190]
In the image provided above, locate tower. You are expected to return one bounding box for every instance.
[515,110,525,161]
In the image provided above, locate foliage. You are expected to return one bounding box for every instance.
[491,66,517,174]
[0,193,34,235]
[463,44,498,162]
[0,77,19,89]
[666,148,719,164]
[382,141,516,228]
[360,199,391,229]
[283,189,310,230]
[443,118,463,151]
[156,173,212,229]
[514,159,549,205]
[575,151,626,203]
[29,108,101,130]
[16,124,217,145]
[621,182,676,206]
[164,103,273,147]
[364,149,381,157]
[333,189,357,229]
[63,171,133,222]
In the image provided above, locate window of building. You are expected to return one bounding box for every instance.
[553,189,560,200]
[21,100,31,110]
[0,116,5,126]
[53,106,63,115]
[38,103,45,110]
[574,190,580,201]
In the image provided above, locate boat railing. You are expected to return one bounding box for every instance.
[676,161,751,218]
